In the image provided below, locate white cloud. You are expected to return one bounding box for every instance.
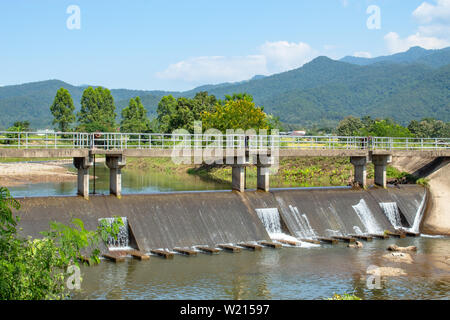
[385,0,450,53]
[353,51,372,58]
[156,55,267,84]
[260,41,317,73]
[156,41,318,85]
[384,31,450,54]
[413,0,450,24]
[418,23,450,37]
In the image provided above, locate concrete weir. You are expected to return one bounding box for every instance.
[14,185,427,253]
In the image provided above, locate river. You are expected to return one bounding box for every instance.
[7,162,450,300]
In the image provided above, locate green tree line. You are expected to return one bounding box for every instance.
[4,86,449,138]
[45,88,282,134]
[336,116,450,138]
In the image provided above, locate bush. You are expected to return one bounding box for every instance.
[0,187,122,300]
[327,293,362,300]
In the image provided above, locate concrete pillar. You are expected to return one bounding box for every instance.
[73,156,93,200]
[350,156,368,188]
[372,155,392,188]
[232,165,246,192]
[256,154,273,192]
[105,154,126,198]
[257,166,270,192]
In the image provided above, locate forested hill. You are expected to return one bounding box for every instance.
[183,55,450,127]
[340,46,450,68]
[0,80,172,129]
[0,46,449,129]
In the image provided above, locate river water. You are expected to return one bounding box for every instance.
[71,236,449,300]
[7,162,450,300]
[8,163,229,197]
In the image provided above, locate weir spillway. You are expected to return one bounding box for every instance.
[14,185,427,253]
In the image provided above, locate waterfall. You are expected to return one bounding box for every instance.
[380,202,402,229]
[256,208,282,234]
[302,214,317,239]
[288,205,316,239]
[99,217,130,250]
[255,208,300,243]
[353,226,363,235]
[407,193,426,234]
[352,199,382,234]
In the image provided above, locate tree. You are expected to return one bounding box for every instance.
[3,121,31,145]
[50,88,75,132]
[362,119,413,137]
[10,121,31,132]
[408,118,450,138]
[120,97,150,133]
[156,92,217,133]
[336,116,364,136]
[0,187,122,300]
[77,87,117,132]
[224,93,254,102]
[201,97,270,132]
[156,95,178,133]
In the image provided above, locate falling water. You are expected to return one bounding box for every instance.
[255,208,301,243]
[352,199,382,234]
[353,226,363,235]
[256,208,282,234]
[380,202,402,229]
[302,214,317,239]
[99,217,130,250]
[407,193,426,234]
[288,205,317,239]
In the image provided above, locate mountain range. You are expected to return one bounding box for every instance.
[0,46,449,130]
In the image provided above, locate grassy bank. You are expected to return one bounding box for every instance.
[124,157,195,174]
[125,157,417,188]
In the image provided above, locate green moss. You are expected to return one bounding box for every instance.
[327,293,362,300]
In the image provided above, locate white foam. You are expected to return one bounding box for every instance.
[352,199,382,234]
[380,202,402,229]
[420,234,446,239]
[407,193,426,234]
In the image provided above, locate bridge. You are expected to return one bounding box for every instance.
[1,131,449,198]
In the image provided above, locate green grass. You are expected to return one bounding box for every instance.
[188,157,355,188]
[125,156,429,188]
[327,293,362,300]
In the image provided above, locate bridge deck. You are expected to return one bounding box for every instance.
[1,148,450,159]
[0,132,449,159]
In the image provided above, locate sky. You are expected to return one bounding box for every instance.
[0,0,449,91]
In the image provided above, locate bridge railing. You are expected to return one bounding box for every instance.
[371,137,450,150]
[0,131,449,151]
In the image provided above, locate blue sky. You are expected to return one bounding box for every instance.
[1,0,449,91]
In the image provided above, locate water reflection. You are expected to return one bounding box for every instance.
[9,163,230,198]
[72,237,450,300]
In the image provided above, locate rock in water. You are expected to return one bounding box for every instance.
[348,241,363,248]
[382,252,414,264]
[367,266,407,277]
[387,244,417,252]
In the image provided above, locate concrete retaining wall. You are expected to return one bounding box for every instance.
[14,185,427,252]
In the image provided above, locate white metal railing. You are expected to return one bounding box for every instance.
[0,131,449,151]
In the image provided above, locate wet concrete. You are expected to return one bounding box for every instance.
[14,185,426,252]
